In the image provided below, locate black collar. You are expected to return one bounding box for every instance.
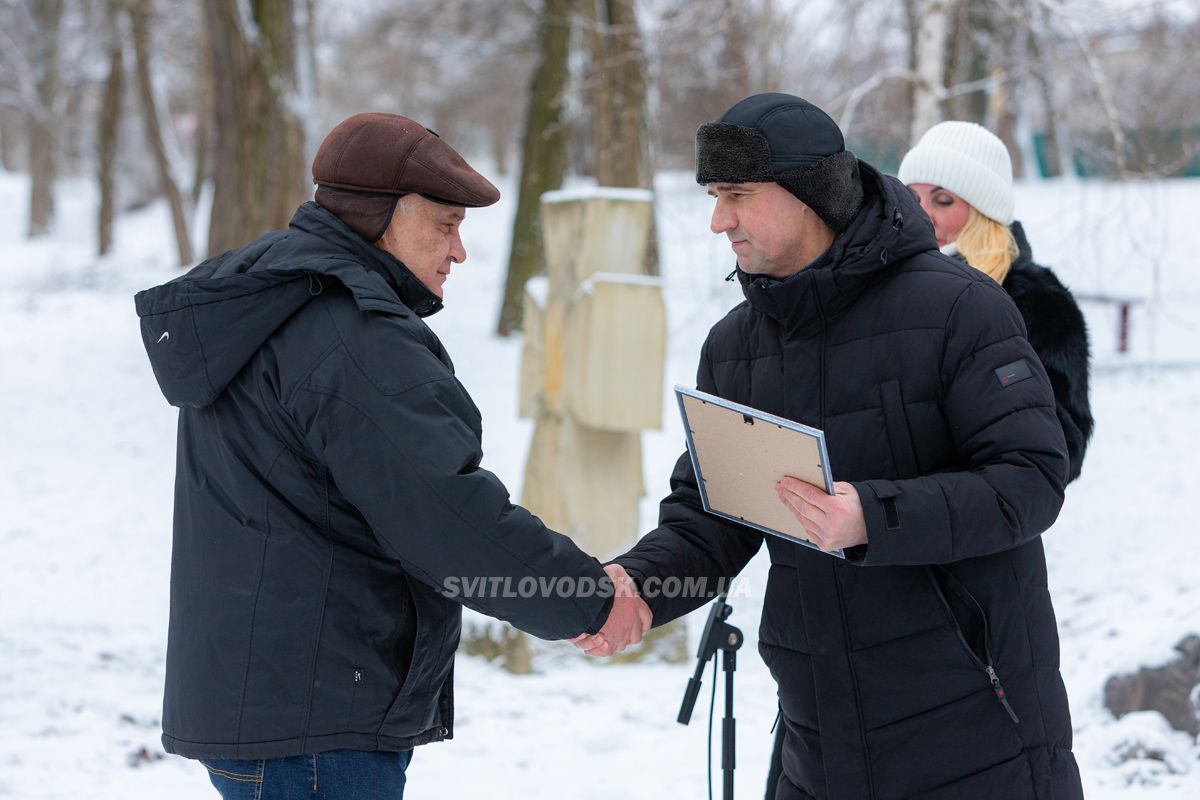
[289,201,444,317]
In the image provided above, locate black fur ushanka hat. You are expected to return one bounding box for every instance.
[696,93,864,232]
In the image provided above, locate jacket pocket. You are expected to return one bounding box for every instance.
[199,758,265,796]
[380,577,456,736]
[927,567,1020,724]
[879,379,920,478]
[385,575,421,702]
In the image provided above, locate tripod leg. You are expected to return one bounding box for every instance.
[723,649,737,800]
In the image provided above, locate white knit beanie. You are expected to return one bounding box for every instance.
[897,121,1014,225]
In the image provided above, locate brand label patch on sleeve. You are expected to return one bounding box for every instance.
[994,358,1033,388]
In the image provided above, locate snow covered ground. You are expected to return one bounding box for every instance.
[1,168,1198,798]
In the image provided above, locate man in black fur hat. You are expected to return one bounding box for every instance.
[576,94,1083,799]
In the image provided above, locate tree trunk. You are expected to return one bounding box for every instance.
[586,9,614,181]
[1025,1,1062,177]
[910,0,958,145]
[963,0,991,125]
[903,0,919,133]
[191,23,213,208]
[27,0,63,238]
[0,109,21,172]
[987,10,1024,180]
[97,3,124,257]
[204,0,308,257]
[942,0,990,125]
[589,0,647,188]
[989,70,1024,178]
[128,0,193,266]
[717,0,752,112]
[588,0,657,274]
[495,0,573,337]
[940,0,965,120]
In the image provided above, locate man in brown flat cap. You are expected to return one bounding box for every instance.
[134,112,651,798]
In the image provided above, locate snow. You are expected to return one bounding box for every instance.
[541,186,655,204]
[525,274,549,308]
[575,271,665,298]
[2,167,1199,798]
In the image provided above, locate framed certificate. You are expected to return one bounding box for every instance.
[675,385,842,558]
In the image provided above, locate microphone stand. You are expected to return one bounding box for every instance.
[677,592,744,800]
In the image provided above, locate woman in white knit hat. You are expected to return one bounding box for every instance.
[899,121,1094,483]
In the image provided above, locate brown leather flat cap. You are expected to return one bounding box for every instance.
[312,112,500,208]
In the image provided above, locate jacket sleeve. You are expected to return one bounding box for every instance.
[851,280,1070,566]
[288,328,612,641]
[613,339,763,625]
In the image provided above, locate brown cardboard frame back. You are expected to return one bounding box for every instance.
[676,386,843,558]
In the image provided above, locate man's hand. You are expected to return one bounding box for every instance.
[776,477,868,553]
[569,563,652,657]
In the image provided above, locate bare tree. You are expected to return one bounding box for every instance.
[496,0,574,336]
[26,0,64,237]
[191,22,213,208]
[1045,2,1200,178]
[942,0,989,124]
[939,0,1028,174]
[910,0,959,144]
[203,0,308,256]
[317,1,534,176]
[1023,0,1064,176]
[1113,10,1200,175]
[1034,0,1128,178]
[587,0,649,187]
[97,0,124,257]
[585,0,660,274]
[128,0,193,265]
[649,0,792,169]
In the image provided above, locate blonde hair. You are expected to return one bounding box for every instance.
[955,207,1019,284]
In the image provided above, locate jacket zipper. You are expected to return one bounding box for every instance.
[832,565,877,799]
[985,664,1019,724]
[821,291,875,798]
[813,285,827,426]
[930,569,1020,724]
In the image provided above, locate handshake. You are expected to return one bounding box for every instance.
[569,564,653,657]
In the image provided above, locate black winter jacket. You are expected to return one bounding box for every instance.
[999,222,1093,483]
[617,166,1083,799]
[135,202,611,760]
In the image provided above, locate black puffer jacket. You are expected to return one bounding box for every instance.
[1000,222,1093,483]
[617,166,1083,799]
[135,202,611,760]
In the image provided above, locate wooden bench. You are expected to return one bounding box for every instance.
[1073,293,1145,354]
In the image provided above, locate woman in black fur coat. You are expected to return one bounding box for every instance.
[899,121,1094,482]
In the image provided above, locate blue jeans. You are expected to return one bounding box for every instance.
[201,749,412,799]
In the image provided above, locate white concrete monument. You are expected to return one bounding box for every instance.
[519,188,665,560]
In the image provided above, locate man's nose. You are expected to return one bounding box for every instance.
[710,198,735,234]
[449,232,466,264]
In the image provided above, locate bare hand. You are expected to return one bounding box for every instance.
[569,564,652,657]
[775,478,868,553]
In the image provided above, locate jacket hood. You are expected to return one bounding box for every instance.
[736,162,938,327]
[134,202,439,409]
